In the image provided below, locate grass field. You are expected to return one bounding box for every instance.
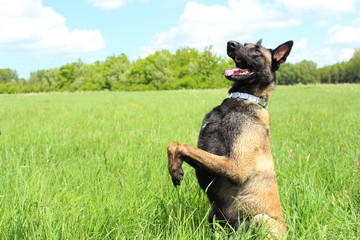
[0,85,359,239]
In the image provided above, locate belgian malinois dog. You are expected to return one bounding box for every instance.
[167,39,293,238]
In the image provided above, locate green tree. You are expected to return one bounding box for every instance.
[319,62,350,83]
[126,50,172,90]
[277,63,299,85]
[347,49,360,83]
[277,60,319,85]
[197,46,222,88]
[162,47,201,89]
[29,69,61,92]
[56,62,79,91]
[71,63,93,91]
[296,60,319,84]
[0,68,18,83]
[42,69,60,91]
[104,54,131,90]
[146,50,173,89]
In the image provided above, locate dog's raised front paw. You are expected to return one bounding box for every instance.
[170,167,184,187]
[167,142,184,187]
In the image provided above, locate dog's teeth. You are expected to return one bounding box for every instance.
[225,67,254,77]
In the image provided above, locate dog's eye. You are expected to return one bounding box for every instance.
[254,47,261,53]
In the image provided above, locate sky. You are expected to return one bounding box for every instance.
[1,0,360,79]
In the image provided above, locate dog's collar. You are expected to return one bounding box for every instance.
[229,92,268,109]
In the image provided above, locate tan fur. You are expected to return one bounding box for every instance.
[167,105,287,238]
[261,82,275,102]
[167,41,292,239]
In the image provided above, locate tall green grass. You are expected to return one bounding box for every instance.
[0,85,359,239]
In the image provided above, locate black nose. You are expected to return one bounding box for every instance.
[227,40,240,50]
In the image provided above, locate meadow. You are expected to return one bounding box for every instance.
[0,84,359,239]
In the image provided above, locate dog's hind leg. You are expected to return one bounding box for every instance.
[253,214,287,239]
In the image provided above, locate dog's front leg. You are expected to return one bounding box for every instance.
[167,142,184,186]
[167,142,248,186]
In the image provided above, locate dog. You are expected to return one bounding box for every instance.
[167,39,293,239]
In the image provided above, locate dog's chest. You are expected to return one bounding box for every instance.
[196,99,259,192]
[197,100,252,156]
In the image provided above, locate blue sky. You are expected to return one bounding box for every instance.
[1,0,360,79]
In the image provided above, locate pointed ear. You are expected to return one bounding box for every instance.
[273,41,293,64]
[256,39,262,45]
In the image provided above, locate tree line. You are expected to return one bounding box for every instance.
[1,47,359,94]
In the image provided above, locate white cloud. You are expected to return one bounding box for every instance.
[283,39,355,66]
[0,0,105,54]
[339,48,355,61]
[326,24,360,47]
[289,46,355,67]
[289,47,327,66]
[87,0,150,10]
[88,0,126,10]
[352,17,360,26]
[143,0,300,55]
[275,0,356,16]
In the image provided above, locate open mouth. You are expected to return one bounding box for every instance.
[224,53,257,79]
[225,67,254,77]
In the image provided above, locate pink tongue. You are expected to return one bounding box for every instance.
[225,68,248,76]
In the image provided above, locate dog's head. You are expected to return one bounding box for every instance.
[225,39,293,100]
